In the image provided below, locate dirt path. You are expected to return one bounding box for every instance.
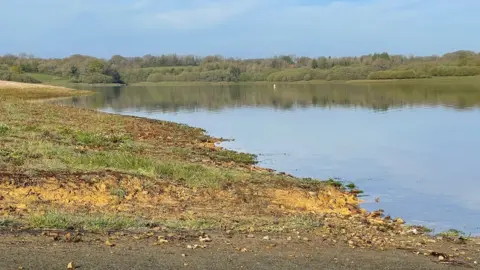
[0,232,477,270]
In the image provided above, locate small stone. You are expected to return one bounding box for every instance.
[181,254,186,257]
[262,236,270,241]
[302,237,309,241]
[67,262,75,269]
[184,263,188,266]
[105,240,115,247]
[187,245,193,249]
[199,236,212,242]
[247,234,255,238]
[157,239,169,244]
[438,256,445,261]
[287,236,292,241]
[395,218,405,224]
[473,261,477,265]
[241,248,248,252]
[409,229,419,235]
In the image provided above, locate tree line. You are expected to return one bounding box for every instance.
[1,50,480,84]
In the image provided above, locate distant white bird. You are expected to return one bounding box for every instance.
[273,84,276,89]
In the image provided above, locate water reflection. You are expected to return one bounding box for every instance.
[64,82,480,112]
[59,82,480,234]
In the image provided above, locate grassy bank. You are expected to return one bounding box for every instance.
[2,81,479,260]
[0,81,363,232]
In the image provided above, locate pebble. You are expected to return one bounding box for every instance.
[241,248,248,252]
[408,229,419,235]
[199,236,212,243]
[287,236,292,241]
[247,234,255,238]
[394,218,405,224]
[157,239,169,244]
[262,236,270,241]
[438,256,445,261]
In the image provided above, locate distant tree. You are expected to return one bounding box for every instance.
[9,65,23,74]
[279,55,295,65]
[311,59,319,69]
[296,57,311,67]
[86,59,105,74]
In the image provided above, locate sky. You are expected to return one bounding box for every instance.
[0,0,479,58]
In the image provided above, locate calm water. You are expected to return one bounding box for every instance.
[62,82,480,235]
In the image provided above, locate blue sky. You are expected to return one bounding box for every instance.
[0,0,478,58]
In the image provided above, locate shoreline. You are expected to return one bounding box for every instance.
[1,81,479,267]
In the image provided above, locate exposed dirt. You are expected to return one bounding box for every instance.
[1,231,479,269]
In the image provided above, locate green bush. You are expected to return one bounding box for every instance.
[71,73,114,84]
[120,69,153,84]
[310,69,329,80]
[0,71,41,83]
[146,69,240,82]
[267,68,312,82]
[367,69,430,80]
[326,66,373,81]
[430,66,480,77]
[454,66,480,76]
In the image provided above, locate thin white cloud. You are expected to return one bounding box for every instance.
[131,0,263,30]
[1,0,479,57]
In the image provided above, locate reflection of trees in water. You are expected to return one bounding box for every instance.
[59,82,480,112]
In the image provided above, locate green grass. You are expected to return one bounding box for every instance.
[437,229,467,238]
[61,151,242,188]
[28,211,144,231]
[0,218,17,228]
[159,218,219,230]
[25,73,71,86]
[0,123,9,135]
[110,187,128,199]
[208,150,257,165]
[72,130,132,148]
